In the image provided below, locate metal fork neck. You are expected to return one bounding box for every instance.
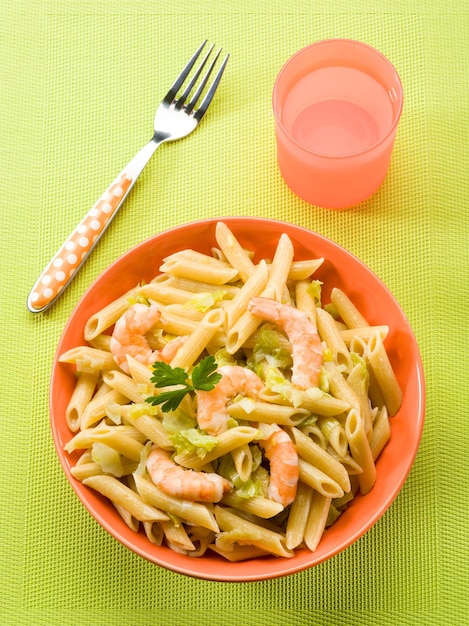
[153,130,172,144]
[125,135,166,180]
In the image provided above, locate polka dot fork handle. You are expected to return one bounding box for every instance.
[27,173,134,312]
[27,40,229,313]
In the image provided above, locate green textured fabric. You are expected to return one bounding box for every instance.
[2,1,468,624]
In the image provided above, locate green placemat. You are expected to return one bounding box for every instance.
[2,1,468,625]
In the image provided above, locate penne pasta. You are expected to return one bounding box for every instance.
[224,309,263,354]
[65,423,146,461]
[70,458,138,481]
[62,220,402,561]
[159,251,239,285]
[83,475,169,523]
[345,408,376,495]
[208,543,269,562]
[149,272,240,297]
[266,233,294,301]
[221,493,284,519]
[163,248,231,266]
[165,303,206,322]
[59,346,117,373]
[187,526,216,557]
[80,388,128,429]
[136,282,203,306]
[102,370,148,405]
[366,331,402,416]
[215,221,256,282]
[342,325,389,346]
[65,371,99,432]
[134,475,219,532]
[369,405,391,461]
[317,416,349,458]
[290,427,351,493]
[259,386,350,417]
[230,443,252,483]
[316,306,353,371]
[123,410,173,450]
[330,287,369,328]
[113,502,140,532]
[304,491,332,552]
[223,260,269,331]
[143,521,164,546]
[287,258,324,281]
[286,481,314,549]
[326,447,364,476]
[223,280,276,354]
[169,307,225,370]
[347,362,373,440]
[125,355,154,386]
[298,458,344,499]
[300,422,327,449]
[87,333,112,352]
[227,400,310,426]
[174,426,260,470]
[161,520,195,552]
[323,360,362,412]
[214,506,294,558]
[294,279,318,324]
[84,289,136,340]
[158,310,199,336]
[367,365,388,411]
[348,334,368,363]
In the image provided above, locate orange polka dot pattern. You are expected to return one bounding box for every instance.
[29,174,132,310]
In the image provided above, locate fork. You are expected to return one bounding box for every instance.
[27,41,229,313]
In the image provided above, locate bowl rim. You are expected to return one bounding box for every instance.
[50,216,425,582]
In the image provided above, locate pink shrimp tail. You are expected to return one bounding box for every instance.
[248,297,323,389]
[110,304,188,374]
[259,424,298,507]
[110,303,162,373]
[196,365,264,436]
[146,446,230,503]
[158,335,188,363]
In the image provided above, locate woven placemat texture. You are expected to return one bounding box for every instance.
[2,1,468,624]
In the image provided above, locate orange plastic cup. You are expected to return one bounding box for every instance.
[273,39,403,209]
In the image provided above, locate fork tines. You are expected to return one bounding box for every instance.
[165,40,229,120]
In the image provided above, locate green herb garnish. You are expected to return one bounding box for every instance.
[145,355,222,412]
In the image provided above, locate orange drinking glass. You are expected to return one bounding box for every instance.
[273,39,403,209]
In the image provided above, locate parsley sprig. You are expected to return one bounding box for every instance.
[145,355,222,413]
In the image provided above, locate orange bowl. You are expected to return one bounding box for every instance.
[50,217,425,581]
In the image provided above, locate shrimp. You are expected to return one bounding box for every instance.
[146,446,231,503]
[110,302,186,374]
[196,365,264,436]
[248,296,323,389]
[259,423,299,507]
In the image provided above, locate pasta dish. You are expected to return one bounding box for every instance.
[59,221,402,560]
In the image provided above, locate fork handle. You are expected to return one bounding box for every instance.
[27,138,162,313]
